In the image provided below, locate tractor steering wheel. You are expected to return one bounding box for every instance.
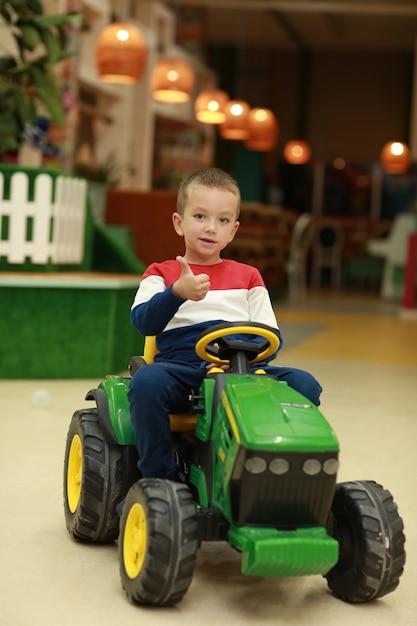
[195,322,280,369]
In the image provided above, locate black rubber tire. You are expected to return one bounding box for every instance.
[326,480,406,603]
[63,409,125,542]
[128,356,147,376]
[119,478,198,606]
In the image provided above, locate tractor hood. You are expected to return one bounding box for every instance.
[221,375,339,453]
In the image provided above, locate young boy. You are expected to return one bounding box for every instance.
[129,167,322,479]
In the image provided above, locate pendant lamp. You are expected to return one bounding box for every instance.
[151,58,195,103]
[244,108,279,152]
[194,89,229,124]
[380,141,411,174]
[283,140,311,164]
[219,100,250,140]
[95,22,148,84]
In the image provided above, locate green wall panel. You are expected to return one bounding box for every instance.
[0,284,144,379]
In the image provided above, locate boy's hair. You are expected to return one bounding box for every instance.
[177,167,241,218]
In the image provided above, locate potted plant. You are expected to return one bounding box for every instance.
[0,0,81,159]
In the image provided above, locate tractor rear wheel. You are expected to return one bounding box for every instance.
[63,409,126,542]
[119,478,198,606]
[326,480,405,602]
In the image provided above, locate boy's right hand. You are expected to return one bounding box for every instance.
[173,256,210,301]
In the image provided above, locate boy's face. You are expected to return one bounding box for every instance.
[172,185,240,264]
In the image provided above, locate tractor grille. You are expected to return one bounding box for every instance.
[230,449,338,528]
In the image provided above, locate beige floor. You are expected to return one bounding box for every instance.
[1,291,416,626]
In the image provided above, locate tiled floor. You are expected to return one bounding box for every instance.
[1,291,416,626]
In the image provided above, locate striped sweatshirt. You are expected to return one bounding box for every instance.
[131,258,282,367]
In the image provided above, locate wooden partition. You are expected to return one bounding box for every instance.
[105,189,182,266]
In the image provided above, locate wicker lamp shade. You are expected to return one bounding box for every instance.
[244,108,279,151]
[151,58,195,103]
[219,100,250,140]
[194,89,229,124]
[95,22,148,84]
[283,140,311,164]
[380,141,411,174]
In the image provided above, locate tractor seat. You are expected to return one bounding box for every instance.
[129,336,197,432]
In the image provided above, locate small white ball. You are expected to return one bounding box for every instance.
[32,388,51,408]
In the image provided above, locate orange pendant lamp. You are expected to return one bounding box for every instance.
[219,100,250,140]
[194,89,229,124]
[380,141,411,174]
[95,22,148,84]
[244,108,279,151]
[151,58,195,103]
[283,139,311,164]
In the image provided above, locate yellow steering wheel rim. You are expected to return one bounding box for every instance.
[195,324,280,365]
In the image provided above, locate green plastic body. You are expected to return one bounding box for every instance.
[99,372,340,577]
[228,526,338,577]
[99,376,134,444]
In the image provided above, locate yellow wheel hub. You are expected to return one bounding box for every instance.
[67,434,82,513]
[123,502,147,579]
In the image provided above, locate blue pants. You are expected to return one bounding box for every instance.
[128,362,322,479]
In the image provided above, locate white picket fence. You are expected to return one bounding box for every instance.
[0,171,87,265]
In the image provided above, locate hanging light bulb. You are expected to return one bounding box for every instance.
[151,58,195,103]
[380,141,411,174]
[95,22,148,84]
[244,108,279,151]
[194,89,229,124]
[219,100,250,140]
[283,140,311,164]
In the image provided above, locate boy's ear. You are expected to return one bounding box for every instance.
[229,220,240,242]
[172,212,184,236]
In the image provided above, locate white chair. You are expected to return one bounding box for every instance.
[311,221,345,289]
[285,213,314,299]
[367,213,416,299]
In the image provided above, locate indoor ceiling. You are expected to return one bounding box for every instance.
[169,0,417,52]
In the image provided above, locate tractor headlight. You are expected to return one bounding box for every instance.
[244,456,267,474]
[269,458,290,475]
[302,459,322,476]
[323,458,339,475]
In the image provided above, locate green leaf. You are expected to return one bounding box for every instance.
[0,4,13,23]
[2,0,28,14]
[12,33,25,63]
[15,88,37,127]
[25,0,43,14]
[0,135,19,153]
[36,87,65,125]
[8,62,31,76]
[33,13,82,28]
[40,28,61,63]
[0,81,13,96]
[28,64,64,124]
[56,25,68,50]
[0,56,17,72]
[18,22,42,51]
[0,108,19,135]
[29,64,48,89]
[4,0,28,8]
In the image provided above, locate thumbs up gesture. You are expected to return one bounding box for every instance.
[173,256,210,301]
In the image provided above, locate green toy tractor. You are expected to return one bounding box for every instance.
[63,322,406,607]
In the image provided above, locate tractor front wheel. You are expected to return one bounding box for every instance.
[326,480,405,602]
[119,478,198,606]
